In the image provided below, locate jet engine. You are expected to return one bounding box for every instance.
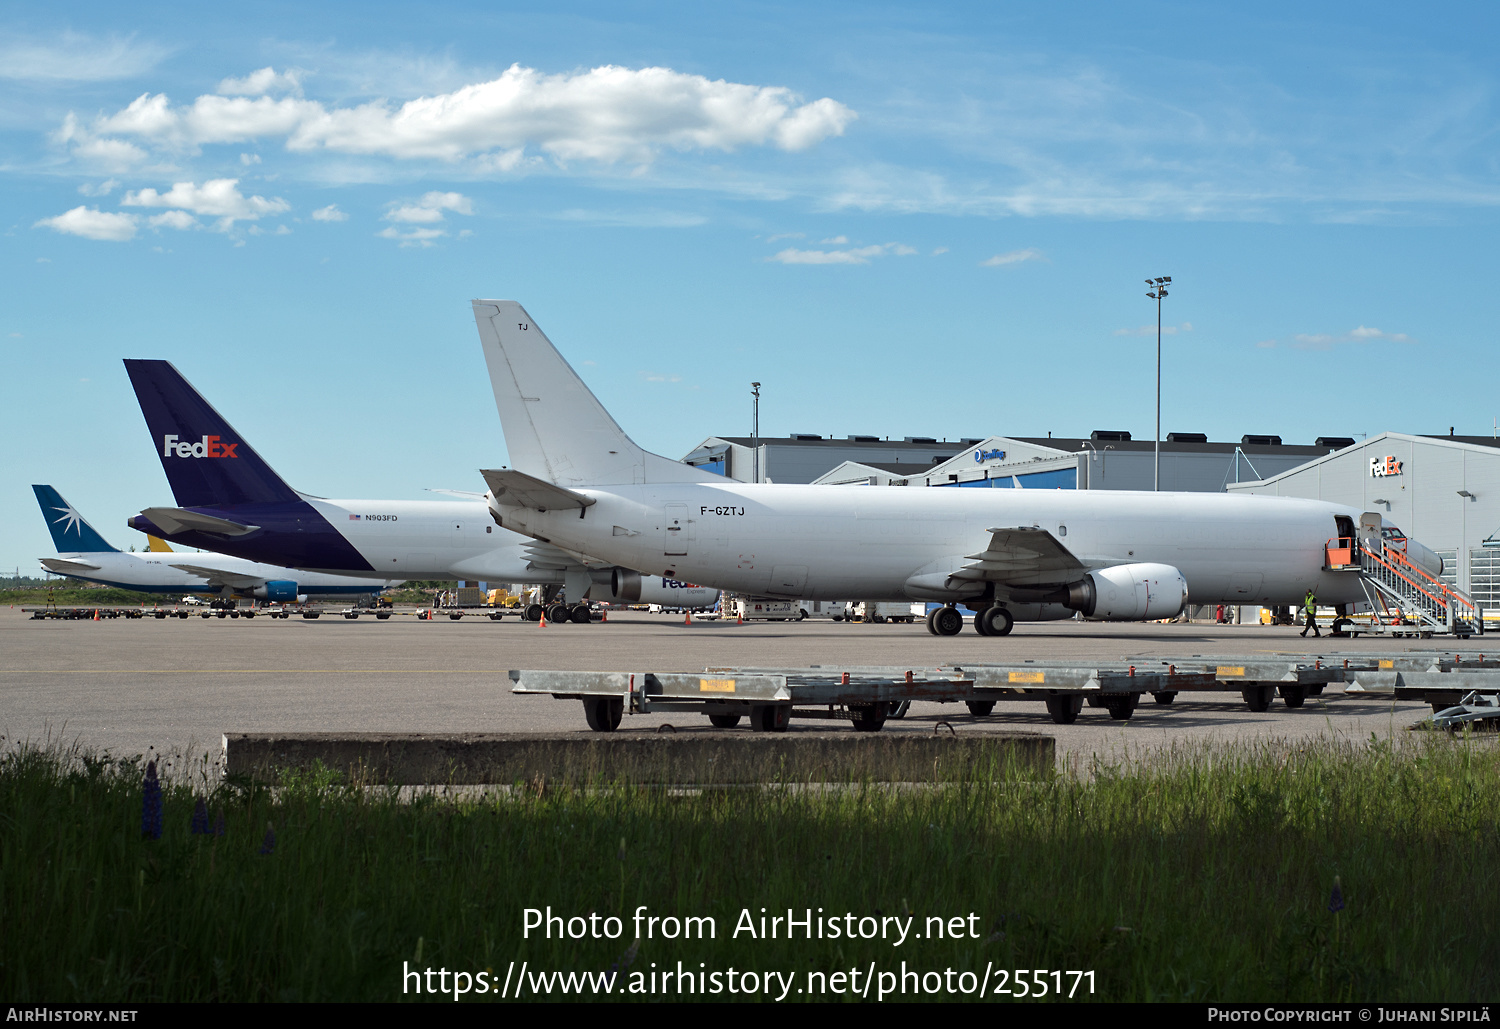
[253,580,300,602]
[603,569,720,609]
[1060,562,1188,621]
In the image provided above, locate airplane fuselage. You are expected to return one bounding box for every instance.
[40,550,396,598]
[492,481,1369,613]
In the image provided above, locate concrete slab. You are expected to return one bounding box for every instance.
[224,729,1054,784]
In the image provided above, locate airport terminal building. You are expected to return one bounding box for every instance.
[1227,433,1500,608]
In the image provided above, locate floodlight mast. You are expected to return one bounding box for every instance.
[1145,276,1171,490]
[751,382,762,483]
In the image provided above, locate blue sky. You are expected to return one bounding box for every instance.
[5,2,1500,572]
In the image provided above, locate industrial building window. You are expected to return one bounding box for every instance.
[1434,551,1458,592]
[1468,549,1500,612]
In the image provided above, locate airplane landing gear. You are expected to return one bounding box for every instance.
[930,606,964,636]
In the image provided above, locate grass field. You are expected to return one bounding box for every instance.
[2,732,1496,1002]
[2,587,165,606]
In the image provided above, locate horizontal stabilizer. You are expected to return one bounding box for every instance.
[950,526,1087,585]
[40,557,103,574]
[147,535,174,553]
[137,507,261,537]
[168,564,264,589]
[481,468,596,513]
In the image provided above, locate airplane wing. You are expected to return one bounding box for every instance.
[519,541,612,570]
[138,507,261,537]
[40,557,103,574]
[167,563,265,590]
[426,488,488,499]
[948,526,1088,585]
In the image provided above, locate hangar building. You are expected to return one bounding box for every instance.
[1226,433,1500,607]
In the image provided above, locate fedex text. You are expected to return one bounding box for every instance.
[162,434,239,459]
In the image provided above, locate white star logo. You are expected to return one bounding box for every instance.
[50,503,85,537]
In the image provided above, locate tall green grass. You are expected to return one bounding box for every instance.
[2,733,1497,1002]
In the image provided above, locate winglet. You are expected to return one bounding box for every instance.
[472,300,718,487]
[32,486,119,554]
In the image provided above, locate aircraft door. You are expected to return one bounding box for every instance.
[664,503,692,556]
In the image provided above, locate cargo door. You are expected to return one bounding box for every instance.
[664,503,692,556]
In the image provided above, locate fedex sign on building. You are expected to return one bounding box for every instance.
[1369,455,1402,477]
[162,434,239,458]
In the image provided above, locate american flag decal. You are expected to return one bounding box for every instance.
[349,514,361,520]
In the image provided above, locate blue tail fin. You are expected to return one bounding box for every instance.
[123,359,301,507]
[33,486,120,553]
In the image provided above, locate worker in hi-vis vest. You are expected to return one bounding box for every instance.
[1299,588,1321,638]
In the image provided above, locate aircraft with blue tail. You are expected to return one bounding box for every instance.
[121,361,715,614]
[34,485,397,602]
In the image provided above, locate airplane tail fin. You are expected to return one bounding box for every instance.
[32,485,119,553]
[147,535,174,553]
[123,359,302,508]
[472,300,718,487]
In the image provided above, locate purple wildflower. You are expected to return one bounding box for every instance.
[1328,878,1345,914]
[259,824,276,856]
[212,809,226,837]
[141,760,163,839]
[190,796,210,834]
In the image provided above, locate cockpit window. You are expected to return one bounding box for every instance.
[1381,526,1407,541]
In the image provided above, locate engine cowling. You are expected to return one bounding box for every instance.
[254,580,299,602]
[604,569,720,608]
[1063,562,1188,621]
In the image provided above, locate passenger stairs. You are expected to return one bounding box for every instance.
[1325,536,1484,638]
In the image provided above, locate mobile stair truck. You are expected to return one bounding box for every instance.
[1324,512,1484,639]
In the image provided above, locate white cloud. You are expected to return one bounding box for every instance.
[77,179,118,197]
[384,191,472,223]
[70,63,855,166]
[122,178,290,228]
[980,248,1044,267]
[820,235,848,244]
[311,204,348,222]
[641,372,683,383]
[1114,322,1193,337]
[766,232,804,242]
[0,33,170,82]
[377,225,446,247]
[1291,325,1413,350]
[931,246,949,256]
[239,153,261,165]
[147,210,198,230]
[218,67,302,97]
[767,242,916,265]
[71,137,150,171]
[34,206,138,241]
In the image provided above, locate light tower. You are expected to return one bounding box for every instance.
[1145,276,1171,491]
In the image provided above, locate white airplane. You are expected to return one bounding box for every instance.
[33,485,397,605]
[471,299,1444,637]
[121,360,719,620]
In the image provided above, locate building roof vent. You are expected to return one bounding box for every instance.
[1241,434,1283,446]
[846,435,880,442]
[905,436,938,444]
[1315,437,1356,449]
[960,438,985,446]
[1166,432,1208,443]
[1090,430,1132,441]
[791,433,823,441]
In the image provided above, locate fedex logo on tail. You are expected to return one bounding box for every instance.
[162,434,239,459]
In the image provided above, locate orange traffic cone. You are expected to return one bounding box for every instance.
[539,609,548,627]
[684,609,692,626]
[93,609,100,621]
[737,609,743,625]
[601,609,607,622]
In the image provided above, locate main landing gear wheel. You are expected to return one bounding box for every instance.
[583,696,624,732]
[570,604,592,624]
[966,700,996,717]
[547,603,570,624]
[932,606,964,636]
[1045,695,1084,725]
[525,604,545,622]
[750,704,790,732]
[850,702,888,732]
[925,608,939,635]
[978,607,1014,636]
[708,713,742,729]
